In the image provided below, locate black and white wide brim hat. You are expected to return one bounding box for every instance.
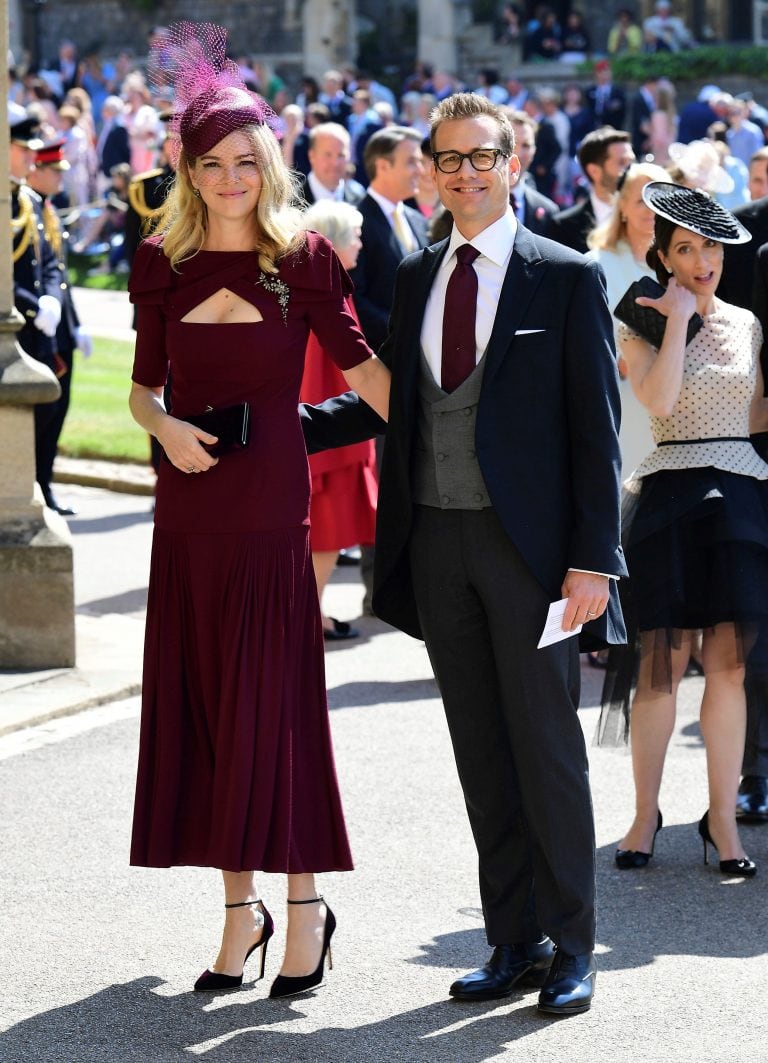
[641,181,751,245]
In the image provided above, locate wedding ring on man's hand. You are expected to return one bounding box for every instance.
[587,611,597,617]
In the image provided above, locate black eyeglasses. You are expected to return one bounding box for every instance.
[431,147,509,174]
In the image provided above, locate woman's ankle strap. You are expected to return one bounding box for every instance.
[224,898,262,909]
[287,895,323,905]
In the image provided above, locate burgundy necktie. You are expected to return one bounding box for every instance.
[441,244,480,393]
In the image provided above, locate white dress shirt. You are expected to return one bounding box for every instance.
[421,206,517,383]
[308,170,343,202]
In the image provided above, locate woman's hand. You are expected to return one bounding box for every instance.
[156,416,220,474]
[636,276,697,321]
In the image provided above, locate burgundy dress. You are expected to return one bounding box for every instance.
[129,232,370,872]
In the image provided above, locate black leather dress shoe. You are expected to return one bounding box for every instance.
[449,938,555,1001]
[736,775,768,822]
[537,950,596,1016]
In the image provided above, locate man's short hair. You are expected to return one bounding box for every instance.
[506,108,536,134]
[363,125,422,182]
[429,92,515,156]
[308,122,350,149]
[577,126,631,176]
[750,146,768,168]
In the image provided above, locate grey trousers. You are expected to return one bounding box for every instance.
[408,505,596,955]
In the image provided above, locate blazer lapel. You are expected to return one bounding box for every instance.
[398,240,447,407]
[483,225,548,385]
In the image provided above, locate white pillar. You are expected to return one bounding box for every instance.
[302,0,357,80]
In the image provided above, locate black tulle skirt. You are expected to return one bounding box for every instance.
[597,466,768,745]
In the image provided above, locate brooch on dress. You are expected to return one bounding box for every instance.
[258,271,290,325]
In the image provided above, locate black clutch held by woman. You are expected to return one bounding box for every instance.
[614,276,703,349]
[185,402,251,456]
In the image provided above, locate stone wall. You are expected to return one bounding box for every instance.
[29,0,304,76]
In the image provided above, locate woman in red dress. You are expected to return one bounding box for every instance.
[127,23,389,999]
[300,200,378,640]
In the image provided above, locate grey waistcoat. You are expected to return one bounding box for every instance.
[411,351,492,509]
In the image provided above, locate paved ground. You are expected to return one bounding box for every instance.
[0,288,766,1061]
[1,481,767,1063]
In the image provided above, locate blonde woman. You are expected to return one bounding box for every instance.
[587,161,670,477]
[128,22,389,999]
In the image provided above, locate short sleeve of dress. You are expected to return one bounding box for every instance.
[282,232,374,371]
[129,238,171,388]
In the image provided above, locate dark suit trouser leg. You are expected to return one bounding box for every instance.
[409,507,595,955]
[744,645,768,777]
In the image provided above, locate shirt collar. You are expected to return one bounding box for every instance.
[368,185,399,218]
[444,205,517,269]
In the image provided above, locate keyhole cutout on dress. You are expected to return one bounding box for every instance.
[181,288,264,325]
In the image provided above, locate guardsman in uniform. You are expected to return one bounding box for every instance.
[8,102,66,512]
[125,124,176,475]
[124,133,175,267]
[28,139,92,516]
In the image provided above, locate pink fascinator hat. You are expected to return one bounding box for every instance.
[150,21,279,160]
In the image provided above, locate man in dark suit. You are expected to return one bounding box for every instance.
[296,122,365,208]
[585,60,626,131]
[629,75,659,158]
[304,93,625,1016]
[548,126,634,253]
[508,110,558,235]
[348,126,429,351]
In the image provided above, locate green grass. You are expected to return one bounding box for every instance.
[67,254,129,291]
[58,336,152,463]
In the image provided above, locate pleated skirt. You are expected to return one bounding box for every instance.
[130,524,353,873]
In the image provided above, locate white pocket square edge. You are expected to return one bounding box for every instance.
[515,328,546,335]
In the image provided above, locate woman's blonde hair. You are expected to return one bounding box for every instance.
[587,161,669,251]
[157,122,304,272]
[301,199,363,252]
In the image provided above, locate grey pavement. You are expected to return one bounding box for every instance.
[0,286,767,1059]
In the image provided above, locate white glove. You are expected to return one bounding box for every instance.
[75,327,93,358]
[33,295,62,338]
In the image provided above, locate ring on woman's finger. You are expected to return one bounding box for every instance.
[187,466,195,473]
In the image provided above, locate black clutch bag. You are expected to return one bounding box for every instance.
[184,402,251,457]
[613,276,703,349]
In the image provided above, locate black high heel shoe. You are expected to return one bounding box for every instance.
[269,896,335,999]
[615,810,663,869]
[698,811,757,877]
[194,898,274,991]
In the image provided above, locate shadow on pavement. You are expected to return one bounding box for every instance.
[70,509,154,535]
[77,588,149,616]
[0,974,597,1063]
[328,677,438,710]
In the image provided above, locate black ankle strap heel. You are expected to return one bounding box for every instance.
[194,898,274,992]
[269,896,336,999]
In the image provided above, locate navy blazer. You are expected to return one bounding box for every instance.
[303,225,627,646]
[348,193,429,351]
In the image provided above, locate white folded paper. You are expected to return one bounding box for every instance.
[537,597,583,649]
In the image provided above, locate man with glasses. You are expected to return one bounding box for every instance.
[305,93,624,1015]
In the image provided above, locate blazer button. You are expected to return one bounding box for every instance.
[463,408,472,416]
[441,494,451,505]
[474,492,484,502]
[436,452,446,462]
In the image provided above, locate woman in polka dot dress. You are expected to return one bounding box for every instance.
[601,183,768,877]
